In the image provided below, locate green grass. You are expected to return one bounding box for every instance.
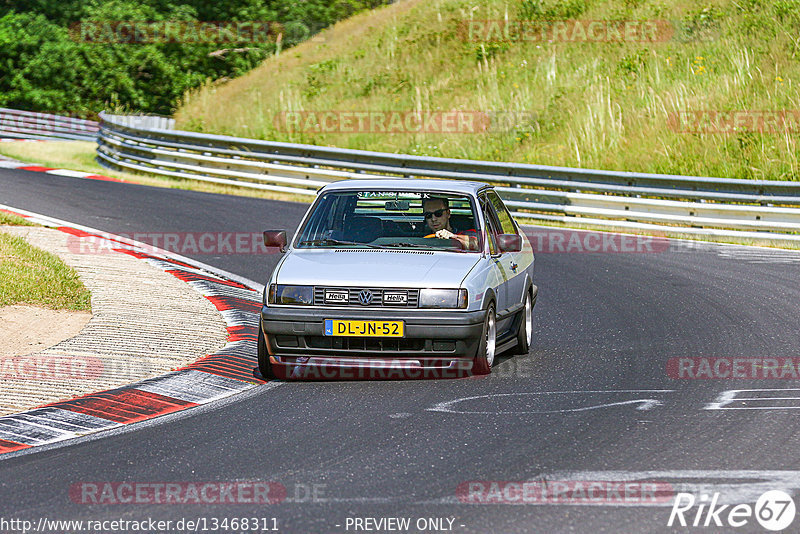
[176,0,800,181]
[0,232,91,310]
[0,212,35,226]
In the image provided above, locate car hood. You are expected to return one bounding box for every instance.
[275,249,481,288]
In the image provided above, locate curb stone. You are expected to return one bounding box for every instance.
[0,206,267,456]
[0,226,229,414]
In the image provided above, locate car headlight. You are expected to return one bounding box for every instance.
[268,284,314,305]
[419,289,468,309]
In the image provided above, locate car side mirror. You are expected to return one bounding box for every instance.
[263,230,287,253]
[497,233,522,253]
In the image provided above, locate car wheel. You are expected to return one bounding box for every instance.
[513,289,534,355]
[257,327,275,379]
[472,303,496,375]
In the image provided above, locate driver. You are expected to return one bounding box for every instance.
[422,197,477,250]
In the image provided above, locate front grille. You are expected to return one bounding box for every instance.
[314,287,419,308]
[305,336,424,351]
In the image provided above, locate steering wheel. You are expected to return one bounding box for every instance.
[423,233,465,250]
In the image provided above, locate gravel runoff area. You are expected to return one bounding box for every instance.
[0,226,229,415]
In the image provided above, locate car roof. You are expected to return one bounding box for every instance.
[318,178,490,196]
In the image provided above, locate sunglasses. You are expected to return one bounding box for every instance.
[423,208,448,219]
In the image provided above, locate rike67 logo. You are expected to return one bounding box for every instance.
[668,490,796,531]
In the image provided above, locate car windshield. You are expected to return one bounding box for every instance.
[295,190,482,252]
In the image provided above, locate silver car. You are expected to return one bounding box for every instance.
[259,179,537,379]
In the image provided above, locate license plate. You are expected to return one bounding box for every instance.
[324,319,404,337]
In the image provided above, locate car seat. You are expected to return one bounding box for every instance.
[343,216,384,242]
[449,214,477,233]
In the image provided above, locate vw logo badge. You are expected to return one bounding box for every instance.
[358,289,374,305]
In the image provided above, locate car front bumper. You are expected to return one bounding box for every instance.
[260,305,486,378]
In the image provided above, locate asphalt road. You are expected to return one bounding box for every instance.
[3,167,800,533]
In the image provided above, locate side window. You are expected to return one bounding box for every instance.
[299,194,333,242]
[487,191,517,235]
[479,195,498,255]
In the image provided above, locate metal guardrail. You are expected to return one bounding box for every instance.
[0,108,99,141]
[97,112,800,242]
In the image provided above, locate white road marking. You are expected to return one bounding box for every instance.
[706,389,800,410]
[540,471,800,506]
[427,390,674,414]
[716,245,800,264]
[45,169,93,178]
[435,471,800,507]
[0,409,121,446]
[267,471,800,508]
[135,369,254,404]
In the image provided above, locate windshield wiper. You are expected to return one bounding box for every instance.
[379,242,464,252]
[299,238,382,249]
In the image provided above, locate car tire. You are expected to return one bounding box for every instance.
[472,303,496,375]
[513,289,534,355]
[257,327,275,379]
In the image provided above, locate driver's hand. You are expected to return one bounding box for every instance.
[435,229,455,239]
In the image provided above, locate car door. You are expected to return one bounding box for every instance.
[486,190,527,310]
[479,194,510,325]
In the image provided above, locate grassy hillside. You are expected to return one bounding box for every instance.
[175,0,800,181]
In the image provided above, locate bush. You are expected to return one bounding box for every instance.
[0,0,386,115]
